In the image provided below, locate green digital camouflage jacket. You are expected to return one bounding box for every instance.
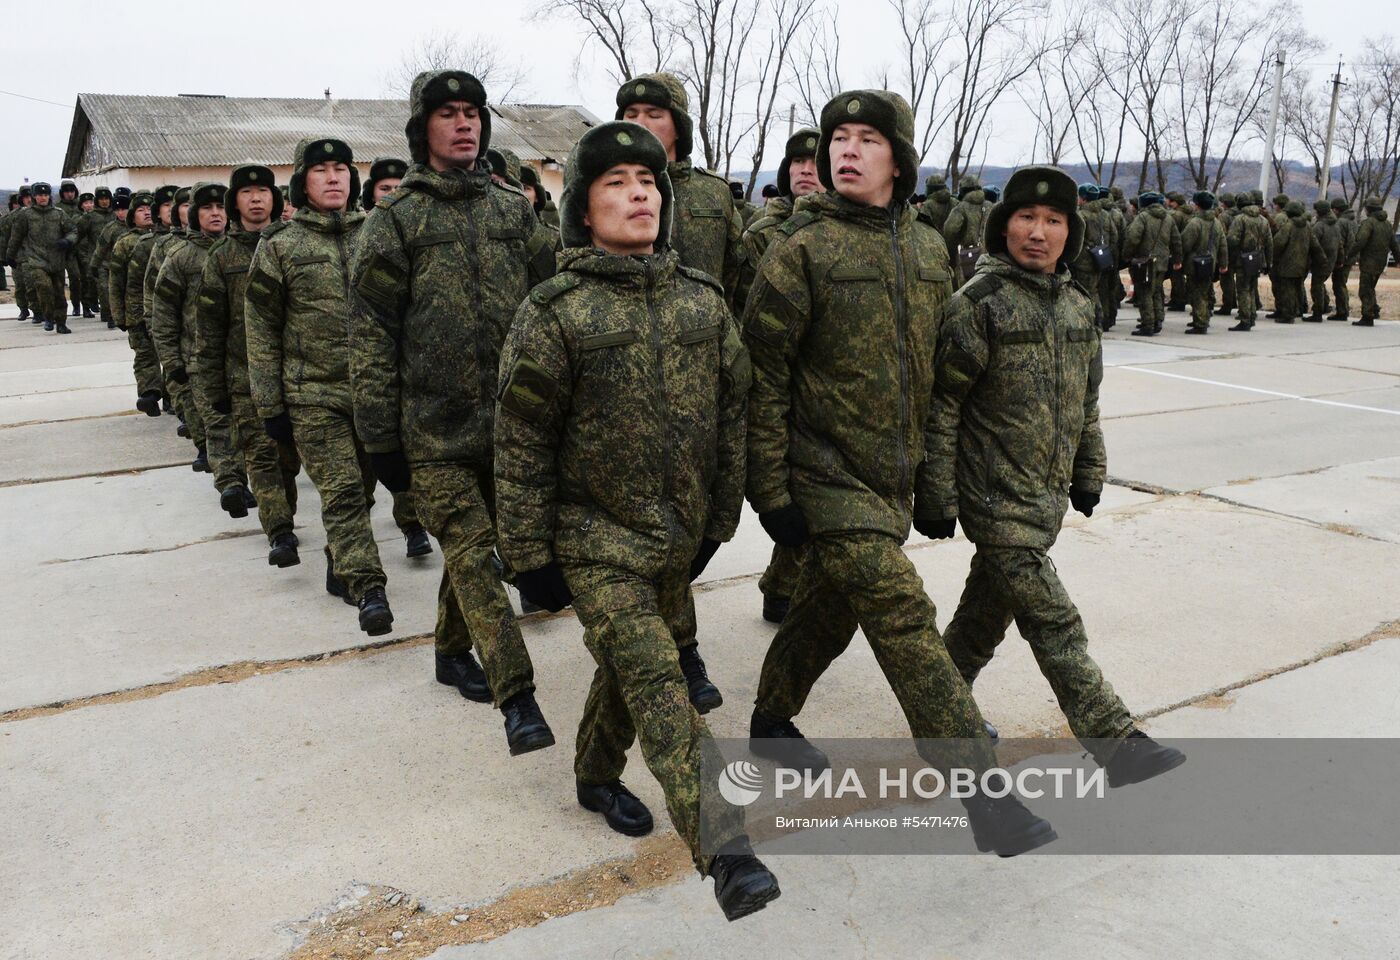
[4,204,78,273]
[1347,209,1400,273]
[151,232,219,377]
[742,189,954,540]
[495,248,749,579]
[348,164,555,466]
[194,227,261,406]
[925,254,1105,550]
[245,207,365,418]
[1123,204,1182,267]
[668,159,746,310]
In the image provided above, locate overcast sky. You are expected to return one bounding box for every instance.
[0,0,1378,186]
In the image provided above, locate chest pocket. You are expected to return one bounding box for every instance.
[287,253,336,288]
[688,207,725,219]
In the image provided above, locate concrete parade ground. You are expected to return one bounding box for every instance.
[2,296,1399,960]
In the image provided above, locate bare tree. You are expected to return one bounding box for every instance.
[531,0,673,83]
[880,0,957,169]
[1338,40,1400,204]
[1022,6,1099,166]
[672,0,765,175]
[1281,68,1332,196]
[791,13,845,126]
[743,0,821,195]
[384,32,530,102]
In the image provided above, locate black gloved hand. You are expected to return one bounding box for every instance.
[758,503,810,548]
[689,537,722,582]
[168,366,189,385]
[55,238,73,253]
[211,396,233,416]
[1069,487,1100,517]
[369,450,412,493]
[515,561,573,612]
[263,412,294,443]
[914,514,957,539]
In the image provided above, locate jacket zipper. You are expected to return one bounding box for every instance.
[889,209,910,495]
[462,195,494,430]
[1046,277,1061,492]
[644,259,673,546]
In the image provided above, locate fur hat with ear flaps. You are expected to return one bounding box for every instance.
[560,121,673,251]
[406,70,490,167]
[361,156,407,210]
[777,127,820,198]
[289,138,360,210]
[817,90,921,206]
[225,165,284,223]
[983,165,1085,265]
[188,182,227,232]
[614,73,693,162]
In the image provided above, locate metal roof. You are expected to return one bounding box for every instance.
[64,94,600,176]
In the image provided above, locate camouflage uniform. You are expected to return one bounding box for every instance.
[5,195,76,325]
[76,198,112,314]
[57,184,84,313]
[196,205,300,546]
[943,176,990,289]
[917,174,953,234]
[1271,202,1323,322]
[0,203,17,299]
[1347,199,1400,324]
[1069,188,1115,326]
[92,202,131,327]
[1307,201,1342,321]
[1331,200,1356,320]
[246,141,386,602]
[152,187,230,468]
[744,91,994,758]
[350,70,554,699]
[1165,193,1189,310]
[1102,190,1129,327]
[1123,196,1181,334]
[927,166,1134,743]
[1179,198,1227,331]
[495,121,749,870]
[1215,194,1237,314]
[1226,201,1272,326]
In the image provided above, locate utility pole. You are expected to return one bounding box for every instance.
[1317,60,1346,202]
[787,103,795,137]
[1259,49,1286,198]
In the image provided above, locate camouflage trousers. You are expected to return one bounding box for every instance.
[21,266,63,322]
[1167,265,1185,308]
[287,402,385,601]
[1236,269,1260,323]
[11,265,26,310]
[193,374,246,492]
[1330,264,1351,318]
[1359,269,1383,321]
[411,462,533,706]
[80,261,100,313]
[1098,269,1124,327]
[566,558,740,874]
[230,392,297,542]
[0,263,7,291]
[1272,274,1305,320]
[1186,276,1214,330]
[942,545,1134,741]
[1219,268,1235,315]
[63,252,82,313]
[433,567,471,657]
[125,323,164,397]
[1134,262,1165,332]
[754,532,992,745]
[758,544,803,600]
[167,378,206,449]
[1309,270,1331,318]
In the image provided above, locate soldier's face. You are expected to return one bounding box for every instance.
[829,123,898,208]
[35,193,51,207]
[117,208,128,223]
[21,195,31,206]
[81,200,94,211]
[97,197,111,209]
[158,202,174,227]
[622,105,678,161]
[372,178,401,202]
[585,163,662,257]
[427,101,481,170]
[133,206,152,228]
[1003,203,1069,275]
[522,182,539,205]
[305,162,350,212]
[789,156,820,197]
[236,185,273,227]
[61,189,77,202]
[199,202,227,235]
[177,202,191,227]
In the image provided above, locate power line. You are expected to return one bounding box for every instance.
[0,88,72,109]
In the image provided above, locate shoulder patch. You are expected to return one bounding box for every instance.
[676,264,725,297]
[956,273,1005,304]
[375,184,411,209]
[207,235,230,256]
[778,208,820,237]
[1066,277,1095,302]
[491,179,528,200]
[529,271,582,306]
[261,220,290,241]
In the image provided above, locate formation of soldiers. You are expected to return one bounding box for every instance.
[38,67,1400,922]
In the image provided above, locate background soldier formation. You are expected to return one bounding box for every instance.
[12,62,1400,923]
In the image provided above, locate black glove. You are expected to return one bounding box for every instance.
[263,412,294,443]
[55,238,73,253]
[168,366,189,385]
[1069,487,1100,517]
[758,503,810,548]
[515,561,573,612]
[914,514,957,539]
[689,537,722,582]
[211,397,232,416]
[369,450,412,494]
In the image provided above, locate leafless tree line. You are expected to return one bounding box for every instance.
[393,6,1399,205]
